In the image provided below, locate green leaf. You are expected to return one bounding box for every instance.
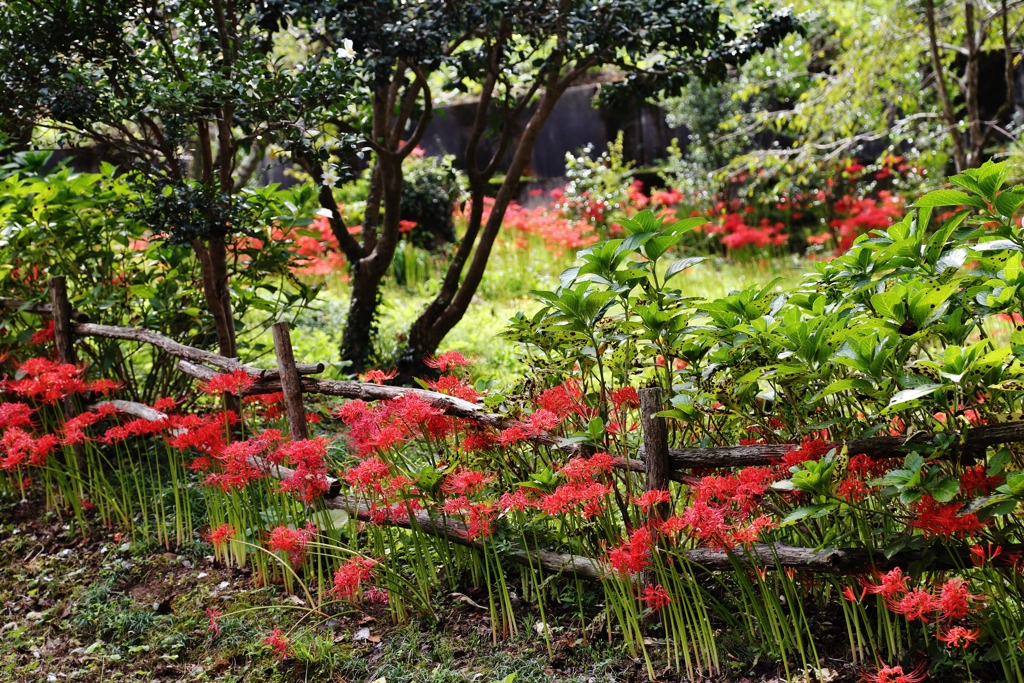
[912,189,976,208]
[664,256,706,282]
[887,383,944,408]
[781,504,836,525]
[929,477,959,503]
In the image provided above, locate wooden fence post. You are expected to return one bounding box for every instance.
[50,275,79,425]
[50,276,87,473]
[639,387,670,522]
[49,276,76,369]
[272,321,309,440]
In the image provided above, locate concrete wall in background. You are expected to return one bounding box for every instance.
[419,84,688,179]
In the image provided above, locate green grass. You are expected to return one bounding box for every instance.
[278,236,810,386]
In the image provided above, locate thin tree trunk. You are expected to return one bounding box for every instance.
[402,86,563,368]
[998,0,1016,123]
[191,236,240,413]
[925,0,968,172]
[340,157,405,371]
[964,1,985,167]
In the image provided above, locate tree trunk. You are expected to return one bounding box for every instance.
[191,235,240,413]
[964,1,984,168]
[400,86,563,371]
[925,0,968,172]
[340,156,405,372]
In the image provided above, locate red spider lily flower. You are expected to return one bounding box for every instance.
[861,568,910,598]
[886,588,937,623]
[442,469,494,497]
[166,411,237,456]
[334,399,372,425]
[29,320,55,345]
[691,467,777,514]
[360,368,398,385]
[275,437,332,502]
[0,429,60,469]
[267,523,318,566]
[634,489,671,512]
[207,523,235,548]
[0,402,34,430]
[263,628,291,658]
[206,608,222,638]
[961,463,1003,495]
[911,495,986,538]
[727,515,776,548]
[102,415,171,444]
[424,351,471,372]
[537,482,611,518]
[535,380,593,419]
[244,392,284,405]
[428,374,479,402]
[441,496,498,539]
[153,397,179,412]
[199,369,256,396]
[499,424,529,446]
[525,409,560,434]
[641,584,671,611]
[861,662,926,683]
[843,585,867,602]
[499,488,534,512]
[87,378,122,395]
[460,431,499,453]
[344,457,392,495]
[332,556,376,601]
[937,577,983,620]
[938,626,979,649]
[849,454,896,479]
[364,586,389,604]
[609,387,639,410]
[779,437,832,469]
[203,429,284,492]
[558,452,616,483]
[836,477,868,502]
[970,544,1003,568]
[63,404,116,441]
[5,359,89,404]
[608,527,652,575]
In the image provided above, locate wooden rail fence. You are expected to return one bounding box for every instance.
[5,277,1024,579]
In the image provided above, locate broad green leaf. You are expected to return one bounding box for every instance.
[912,189,973,208]
[664,256,706,282]
[887,383,944,408]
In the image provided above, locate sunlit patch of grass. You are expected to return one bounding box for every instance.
[279,241,815,385]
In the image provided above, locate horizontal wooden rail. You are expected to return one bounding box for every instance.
[72,323,323,378]
[13,295,1024,472]
[2,296,89,322]
[177,359,510,429]
[655,421,1024,474]
[88,399,1023,579]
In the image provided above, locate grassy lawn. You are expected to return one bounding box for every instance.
[283,237,810,385]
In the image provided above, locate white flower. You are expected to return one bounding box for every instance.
[339,38,355,61]
[322,169,340,188]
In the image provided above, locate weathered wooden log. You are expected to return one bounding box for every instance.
[177,359,510,430]
[1,296,90,322]
[72,322,322,377]
[85,400,1024,577]
[650,421,1024,472]
[89,400,169,422]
